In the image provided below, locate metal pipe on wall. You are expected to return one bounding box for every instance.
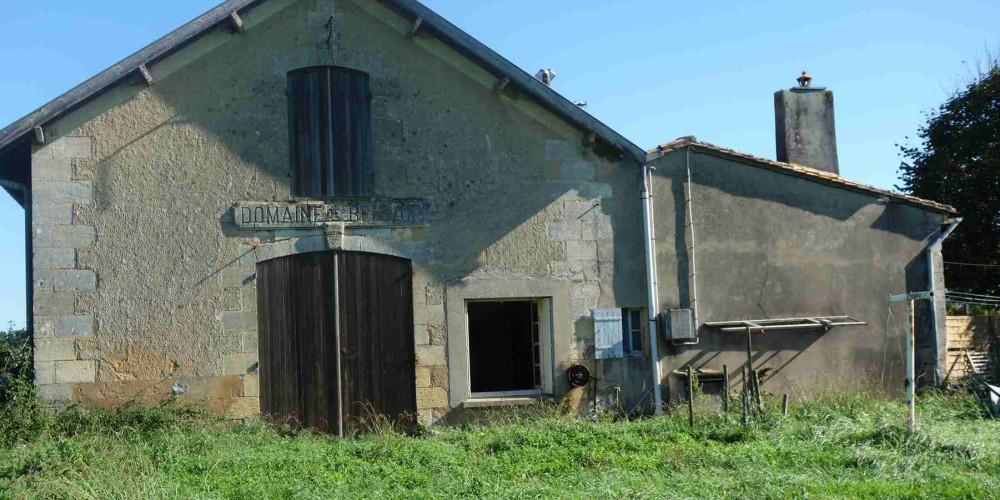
[926,218,962,386]
[685,147,700,333]
[671,146,700,346]
[640,163,664,414]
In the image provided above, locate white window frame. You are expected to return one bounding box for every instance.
[466,298,553,399]
[622,308,645,357]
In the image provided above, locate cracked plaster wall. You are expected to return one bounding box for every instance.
[649,148,947,401]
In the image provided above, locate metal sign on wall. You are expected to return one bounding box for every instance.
[233,199,431,229]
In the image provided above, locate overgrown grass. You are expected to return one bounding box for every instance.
[0,390,997,499]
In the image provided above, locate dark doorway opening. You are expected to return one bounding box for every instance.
[468,301,541,394]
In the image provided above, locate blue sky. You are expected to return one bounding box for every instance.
[0,0,997,328]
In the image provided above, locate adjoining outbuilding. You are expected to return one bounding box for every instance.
[0,0,957,427]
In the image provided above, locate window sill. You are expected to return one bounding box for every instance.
[462,396,550,408]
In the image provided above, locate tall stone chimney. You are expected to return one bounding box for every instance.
[774,72,839,174]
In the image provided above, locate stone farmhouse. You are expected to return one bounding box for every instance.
[0,0,958,429]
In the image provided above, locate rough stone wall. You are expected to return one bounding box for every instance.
[650,148,946,400]
[28,0,646,423]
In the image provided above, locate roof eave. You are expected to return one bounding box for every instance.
[652,142,958,216]
[373,0,647,163]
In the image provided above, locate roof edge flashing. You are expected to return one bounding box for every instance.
[647,138,956,215]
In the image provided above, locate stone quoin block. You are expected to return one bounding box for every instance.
[221,267,255,288]
[53,270,96,292]
[226,397,260,418]
[417,408,434,427]
[32,157,73,181]
[34,292,75,316]
[222,310,257,332]
[597,239,614,261]
[563,200,599,220]
[415,345,446,366]
[565,240,597,261]
[580,219,597,240]
[223,352,258,375]
[424,283,444,306]
[53,315,94,337]
[36,182,92,204]
[53,226,96,247]
[34,271,55,294]
[221,288,241,311]
[547,220,581,241]
[33,225,54,247]
[33,316,55,338]
[37,384,73,403]
[414,326,430,346]
[416,387,448,409]
[242,287,257,311]
[430,365,448,387]
[595,217,613,239]
[32,136,93,159]
[428,324,446,345]
[32,203,73,225]
[415,366,431,388]
[242,374,259,397]
[54,360,96,383]
[35,362,56,385]
[34,247,75,270]
[240,332,258,352]
[414,303,445,328]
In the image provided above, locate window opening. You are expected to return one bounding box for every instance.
[468,300,547,395]
[622,308,644,356]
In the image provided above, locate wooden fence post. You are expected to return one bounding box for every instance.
[723,364,729,422]
[687,365,694,427]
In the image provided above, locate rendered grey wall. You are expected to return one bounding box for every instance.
[29,0,647,422]
[649,147,946,400]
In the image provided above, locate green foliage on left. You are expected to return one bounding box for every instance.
[0,325,47,446]
[0,324,33,404]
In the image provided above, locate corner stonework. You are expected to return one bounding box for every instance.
[31,136,98,403]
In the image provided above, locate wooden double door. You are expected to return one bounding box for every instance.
[256,251,416,435]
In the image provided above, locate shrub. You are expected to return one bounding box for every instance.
[0,323,47,447]
[0,323,33,404]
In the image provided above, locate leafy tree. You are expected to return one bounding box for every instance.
[898,59,1000,296]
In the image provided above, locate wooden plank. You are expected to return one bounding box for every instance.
[337,252,414,432]
[287,67,372,198]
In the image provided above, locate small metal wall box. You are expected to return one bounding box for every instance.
[665,309,696,342]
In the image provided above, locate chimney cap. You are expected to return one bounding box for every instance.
[797,71,813,87]
[535,69,557,86]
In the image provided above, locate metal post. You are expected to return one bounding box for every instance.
[782,394,789,416]
[906,297,915,435]
[687,365,694,427]
[741,365,748,425]
[889,291,931,435]
[333,253,344,438]
[722,364,729,422]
